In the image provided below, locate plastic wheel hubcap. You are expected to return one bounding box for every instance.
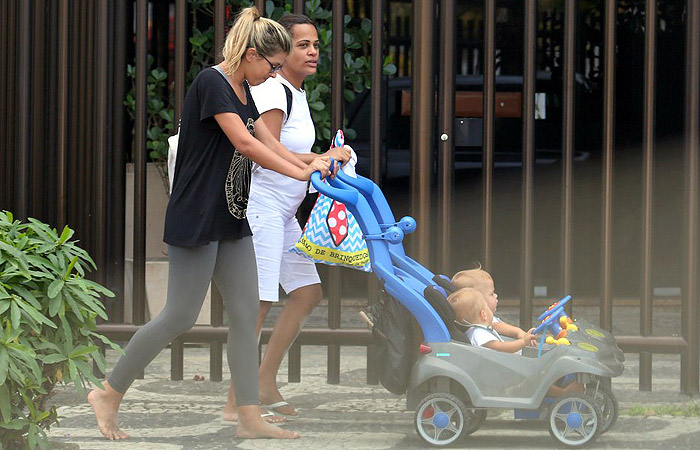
[566,412,583,429]
[433,412,449,429]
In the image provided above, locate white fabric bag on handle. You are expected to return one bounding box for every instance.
[167,124,180,194]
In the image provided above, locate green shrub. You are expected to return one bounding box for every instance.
[0,211,121,450]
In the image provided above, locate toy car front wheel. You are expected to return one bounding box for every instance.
[585,382,618,433]
[415,393,470,446]
[548,393,602,447]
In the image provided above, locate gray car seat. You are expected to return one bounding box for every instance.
[423,285,469,344]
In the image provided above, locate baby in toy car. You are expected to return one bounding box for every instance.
[448,287,583,397]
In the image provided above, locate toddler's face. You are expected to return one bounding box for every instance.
[481,278,498,314]
[484,304,494,325]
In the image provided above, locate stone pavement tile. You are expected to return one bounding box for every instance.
[46,344,700,450]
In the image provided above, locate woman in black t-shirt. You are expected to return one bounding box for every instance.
[88,7,330,441]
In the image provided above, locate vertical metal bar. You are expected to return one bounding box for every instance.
[482,0,496,270]
[366,344,378,384]
[639,0,657,392]
[370,0,384,185]
[410,0,435,266]
[152,0,168,72]
[208,288,224,379]
[215,0,225,63]
[174,0,186,129]
[83,0,96,249]
[94,0,109,286]
[437,0,455,276]
[206,0,226,385]
[44,0,58,224]
[288,341,301,382]
[365,0,383,385]
[110,0,128,323]
[81,1,91,237]
[59,4,73,232]
[293,0,304,14]
[88,0,97,247]
[209,284,223,381]
[327,0,345,385]
[170,338,184,381]
[57,0,69,228]
[16,0,31,219]
[681,0,700,395]
[77,0,88,246]
[73,2,83,232]
[98,0,111,316]
[331,0,344,177]
[561,0,576,306]
[201,0,226,383]
[171,338,184,381]
[169,0,186,358]
[600,0,616,332]
[9,0,19,213]
[255,0,264,15]
[68,4,82,234]
[129,0,146,380]
[133,0,148,326]
[0,2,7,210]
[520,0,536,330]
[3,0,17,213]
[208,341,223,382]
[30,1,45,217]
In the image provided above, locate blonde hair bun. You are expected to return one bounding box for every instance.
[221,7,292,77]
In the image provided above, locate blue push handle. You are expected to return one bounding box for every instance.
[335,169,376,196]
[309,159,359,205]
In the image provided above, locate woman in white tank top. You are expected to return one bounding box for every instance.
[222,14,351,422]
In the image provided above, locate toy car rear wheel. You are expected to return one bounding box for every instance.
[464,408,486,435]
[548,393,602,447]
[585,382,618,433]
[415,393,469,446]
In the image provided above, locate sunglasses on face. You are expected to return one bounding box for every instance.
[260,54,282,74]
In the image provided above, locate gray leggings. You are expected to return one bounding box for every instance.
[108,238,260,406]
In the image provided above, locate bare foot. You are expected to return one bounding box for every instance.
[222,408,240,423]
[236,406,300,439]
[222,406,287,424]
[87,382,130,440]
[259,386,297,416]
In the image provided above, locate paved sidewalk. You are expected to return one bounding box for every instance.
[47,343,700,450]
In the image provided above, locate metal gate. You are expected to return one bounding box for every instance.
[1,0,698,393]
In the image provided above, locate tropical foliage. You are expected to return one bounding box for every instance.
[0,211,120,449]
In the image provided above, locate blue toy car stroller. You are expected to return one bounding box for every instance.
[310,167,625,447]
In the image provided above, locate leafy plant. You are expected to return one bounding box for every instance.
[0,211,121,450]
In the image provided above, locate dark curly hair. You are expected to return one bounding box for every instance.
[278,14,317,34]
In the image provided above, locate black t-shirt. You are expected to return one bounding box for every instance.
[164,67,260,247]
